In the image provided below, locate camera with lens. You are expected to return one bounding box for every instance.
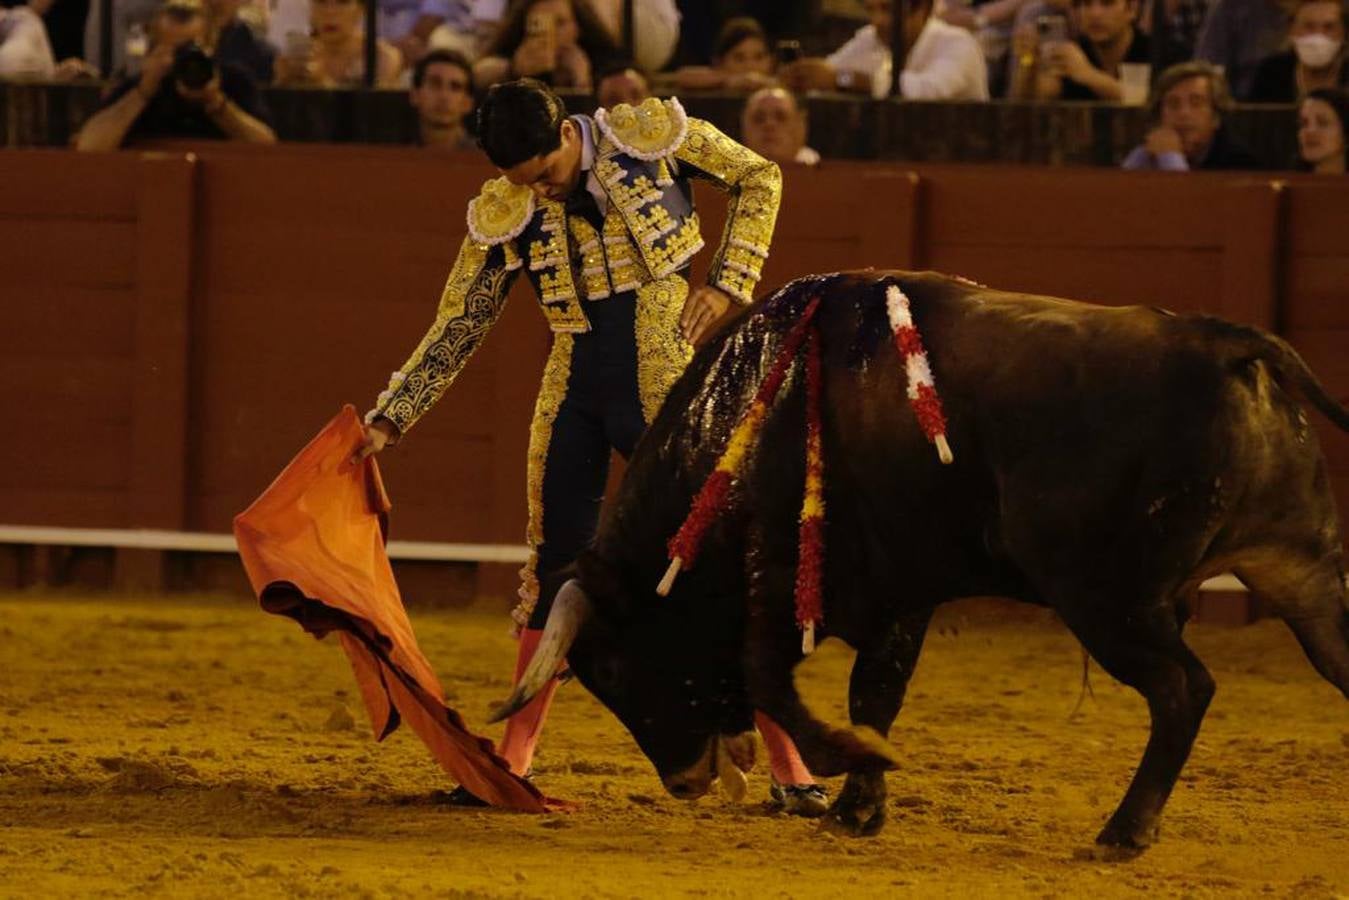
[172,41,216,90]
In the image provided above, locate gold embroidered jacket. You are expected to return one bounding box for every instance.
[368,97,782,437]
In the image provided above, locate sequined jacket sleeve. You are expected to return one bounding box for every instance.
[366,237,518,436]
[673,117,782,304]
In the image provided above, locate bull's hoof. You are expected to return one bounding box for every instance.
[1073,842,1146,863]
[1087,819,1159,859]
[821,800,886,837]
[820,776,887,837]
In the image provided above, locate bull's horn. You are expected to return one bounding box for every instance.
[487,579,592,723]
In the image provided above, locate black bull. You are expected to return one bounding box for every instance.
[492,270,1349,851]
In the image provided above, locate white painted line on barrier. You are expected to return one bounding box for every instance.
[1,527,1301,591]
[0,525,531,564]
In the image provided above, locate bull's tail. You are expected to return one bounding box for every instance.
[1207,319,1349,432]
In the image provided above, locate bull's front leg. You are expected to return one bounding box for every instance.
[742,562,901,779]
[826,609,934,836]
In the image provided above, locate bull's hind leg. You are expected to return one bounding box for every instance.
[1057,605,1216,854]
[825,607,934,836]
[1236,551,1349,697]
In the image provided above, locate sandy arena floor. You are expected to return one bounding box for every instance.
[1,592,1345,898]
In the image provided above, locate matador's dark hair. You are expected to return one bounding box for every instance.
[477,78,567,169]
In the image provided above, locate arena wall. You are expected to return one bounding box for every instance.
[1,147,1344,599]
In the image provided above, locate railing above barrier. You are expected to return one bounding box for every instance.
[0,82,1301,169]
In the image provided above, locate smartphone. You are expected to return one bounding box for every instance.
[775,39,802,67]
[1035,14,1068,45]
[284,29,311,62]
[526,7,555,40]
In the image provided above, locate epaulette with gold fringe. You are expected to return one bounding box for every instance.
[595,97,689,161]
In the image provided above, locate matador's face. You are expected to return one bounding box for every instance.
[501,119,584,204]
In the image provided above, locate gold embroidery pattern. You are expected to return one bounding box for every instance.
[567,216,612,300]
[466,177,535,245]
[513,333,575,628]
[437,236,488,319]
[529,202,577,304]
[373,261,513,435]
[593,156,706,279]
[595,97,689,160]
[635,274,694,423]
[602,212,646,293]
[675,117,781,303]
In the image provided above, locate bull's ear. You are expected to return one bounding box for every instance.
[575,549,633,622]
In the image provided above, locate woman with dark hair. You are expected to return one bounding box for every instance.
[1298,87,1349,172]
[674,15,776,92]
[473,0,618,91]
[273,0,401,87]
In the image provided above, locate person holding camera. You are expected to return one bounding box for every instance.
[472,0,617,91]
[75,0,275,151]
[272,0,402,88]
[1029,0,1150,101]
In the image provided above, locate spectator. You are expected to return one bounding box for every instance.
[1006,0,1075,98]
[1248,0,1347,102]
[423,0,508,60]
[75,0,275,150]
[273,0,402,87]
[411,47,476,148]
[595,59,649,107]
[940,0,1034,94]
[473,0,618,91]
[0,0,95,79]
[1121,60,1260,169]
[1194,0,1289,99]
[673,15,775,92]
[203,0,275,83]
[740,86,819,166]
[589,0,679,72]
[1034,0,1150,100]
[1138,0,1211,68]
[781,0,989,100]
[1297,86,1348,171]
[84,0,160,75]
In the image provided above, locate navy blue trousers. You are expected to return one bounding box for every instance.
[527,290,647,629]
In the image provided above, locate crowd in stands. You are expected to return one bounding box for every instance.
[0,0,1343,170]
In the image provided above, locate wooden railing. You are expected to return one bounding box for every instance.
[0,82,1301,167]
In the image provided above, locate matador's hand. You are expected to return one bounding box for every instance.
[680,285,733,346]
[352,418,398,464]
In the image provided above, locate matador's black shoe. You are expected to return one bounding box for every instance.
[440,784,489,807]
[437,769,533,807]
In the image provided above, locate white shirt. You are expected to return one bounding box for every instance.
[0,6,56,80]
[576,115,609,216]
[827,18,989,101]
[590,0,681,72]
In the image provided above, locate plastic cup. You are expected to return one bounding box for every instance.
[1120,63,1151,106]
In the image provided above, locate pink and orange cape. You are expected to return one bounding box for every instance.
[234,405,561,812]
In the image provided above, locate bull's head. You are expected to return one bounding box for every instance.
[488,557,757,799]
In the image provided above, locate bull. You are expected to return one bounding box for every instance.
[490,270,1349,853]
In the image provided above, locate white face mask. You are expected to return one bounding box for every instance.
[1294,33,1342,69]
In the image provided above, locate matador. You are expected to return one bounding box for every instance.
[357,79,828,815]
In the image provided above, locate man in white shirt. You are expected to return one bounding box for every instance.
[1,0,94,79]
[781,0,989,100]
